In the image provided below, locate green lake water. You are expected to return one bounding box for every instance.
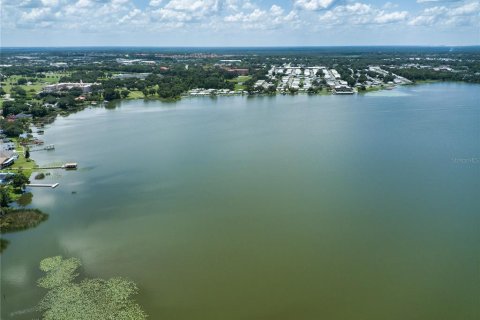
[1,83,479,319]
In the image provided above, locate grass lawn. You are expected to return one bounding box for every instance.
[228,75,252,83]
[1,72,70,95]
[360,86,383,93]
[1,139,38,178]
[234,84,246,91]
[127,90,145,99]
[228,76,251,91]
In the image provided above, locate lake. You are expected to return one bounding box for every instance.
[1,83,479,319]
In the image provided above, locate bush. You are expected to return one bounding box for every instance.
[35,173,46,180]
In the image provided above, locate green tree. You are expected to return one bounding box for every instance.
[104,88,120,101]
[346,76,356,87]
[12,172,29,189]
[0,187,11,207]
[36,256,147,320]
[25,148,30,159]
[121,90,130,99]
[11,86,27,98]
[57,96,75,110]
[0,119,26,137]
[69,87,83,97]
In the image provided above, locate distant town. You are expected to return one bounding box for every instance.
[1,47,479,127]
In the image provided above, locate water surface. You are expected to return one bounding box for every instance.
[2,83,479,319]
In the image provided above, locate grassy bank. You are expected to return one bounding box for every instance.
[0,139,40,202]
[1,138,38,178]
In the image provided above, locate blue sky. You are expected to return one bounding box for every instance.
[1,0,479,46]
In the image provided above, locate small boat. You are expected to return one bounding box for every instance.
[63,163,78,169]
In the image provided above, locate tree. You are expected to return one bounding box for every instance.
[31,106,49,118]
[104,88,120,101]
[383,74,395,83]
[0,119,26,137]
[25,148,30,159]
[17,78,28,85]
[36,256,147,320]
[12,172,29,189]
[346,76,356,87]
[121,90,130,99]
[69,87,83,97]
[0,187,11,208]
[11,86,27,98]
[288,87,298,94]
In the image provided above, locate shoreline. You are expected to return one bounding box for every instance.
[99,80,467,104]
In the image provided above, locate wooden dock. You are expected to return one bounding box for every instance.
[26,183,59,188]
[37,163,78,170]
[30,144,55,152]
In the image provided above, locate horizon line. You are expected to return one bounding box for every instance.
[2,45,480,49]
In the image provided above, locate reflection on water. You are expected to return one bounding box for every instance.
[16,193,33,207]
[364,89,412,97]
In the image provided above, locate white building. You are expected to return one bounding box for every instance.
[43,82,99,94]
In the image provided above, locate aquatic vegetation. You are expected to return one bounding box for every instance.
[37,256,147,319]
[0,238,9,253]
[35,173,46,180]
[16,192,33,206]
[0,209,48,233]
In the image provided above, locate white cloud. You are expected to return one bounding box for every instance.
[21,7,53,22]
[293,0,337,11]
[382,2,398,9]
[2,0,478,42]
[164,0,221,13]
[149,0,163,6]
[41,0,59,6]
[270,4,284,16]
[224,5,298,30]
[152,8,193,22]
[374,10,408,23]
[409,0,480,26]
[318,2,407,25]
[449,0,479,14]
[150,0,223,23]
[417,0,463,3]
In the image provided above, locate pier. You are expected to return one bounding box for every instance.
[30,144,55,152]
[26,183,59,188]
[36,163,78,170]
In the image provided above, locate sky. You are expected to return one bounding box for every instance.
[1,0,479,47]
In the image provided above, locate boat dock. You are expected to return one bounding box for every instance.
[26,183,59,188]
[30,144,55,152]
[36,163,78,170]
